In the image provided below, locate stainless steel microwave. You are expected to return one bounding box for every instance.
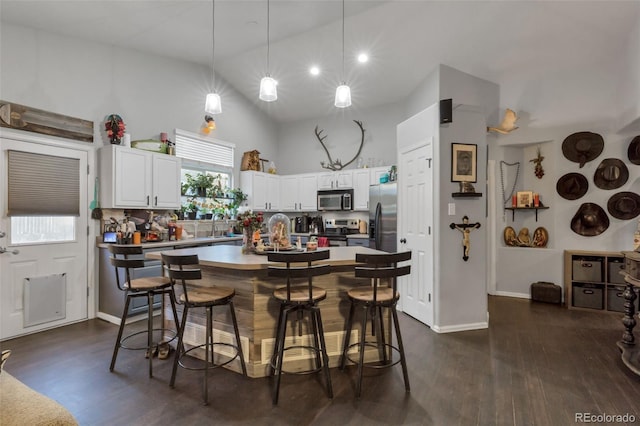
[317,189,353,211]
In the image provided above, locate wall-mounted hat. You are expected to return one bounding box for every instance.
[628,135,640,165]
[570,203,609,237]
[607,191,640,220]
[556,173,588,200]
[593,158,628,190]
[561,131,604,168]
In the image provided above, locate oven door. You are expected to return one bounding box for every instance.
[328,237,347,247]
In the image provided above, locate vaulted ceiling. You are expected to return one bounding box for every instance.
[2,1,638,123]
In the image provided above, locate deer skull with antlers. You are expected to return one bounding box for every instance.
[314,120,365,171]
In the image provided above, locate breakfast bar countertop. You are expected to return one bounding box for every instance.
[146,245,381,270]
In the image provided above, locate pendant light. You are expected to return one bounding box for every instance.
[334,0,351,108]
[205,0,222,114]
[259,0,277,102]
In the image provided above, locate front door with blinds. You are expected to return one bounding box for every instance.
[0,138,88,340]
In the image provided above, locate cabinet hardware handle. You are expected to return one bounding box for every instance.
[147,195,150,205]
[154,196,158,206]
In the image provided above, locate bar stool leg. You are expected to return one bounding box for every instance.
[110,293,132,372]
[272,306,291,405]
[356,304,369,399]
[340,302,356,370]
[376,306,388,363]
[313,306,333,399]
[391,306,410,392]
[170,306,189,388]
[228,301,247,376]
[168,290,180,340]
[309,307,322,370]
[202,306,214,405]
[147,292,154,378]
[271,303,285,378]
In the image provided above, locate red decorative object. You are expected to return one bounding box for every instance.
[105,114,125,144]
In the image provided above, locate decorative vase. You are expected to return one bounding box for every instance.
[242,228,255,254]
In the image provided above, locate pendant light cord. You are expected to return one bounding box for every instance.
[266,0,270,75]
[341,0,345,82]
[211,0,216,90]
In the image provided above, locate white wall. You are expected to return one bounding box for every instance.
[618,14,640,131]
[275,101,405,175]
[0,24,279,185]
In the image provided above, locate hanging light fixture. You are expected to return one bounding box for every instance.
[259,0,277,102]
[205,0,222,114]
[335,0,351,108]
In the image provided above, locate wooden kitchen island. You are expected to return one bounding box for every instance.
[147,245,387,378]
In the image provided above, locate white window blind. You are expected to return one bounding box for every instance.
[8,150,80,216]
[174,129,234,170]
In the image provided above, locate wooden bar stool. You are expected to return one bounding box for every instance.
[267,249,333,405]
[162,253,247,405]
[108,245,180,378]
[340,251,412,398]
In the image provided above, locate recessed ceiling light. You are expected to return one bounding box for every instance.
[357,53,369,63]
[309,66,320,76]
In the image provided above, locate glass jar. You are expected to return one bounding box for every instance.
[268,213,291,248]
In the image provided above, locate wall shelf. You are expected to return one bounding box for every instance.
[452,192,483,198]
[504,206,549,221]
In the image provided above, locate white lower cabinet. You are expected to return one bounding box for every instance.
[100,145,181,209]
[280,173,318,211]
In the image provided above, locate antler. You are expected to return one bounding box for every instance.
[315,120,366,171]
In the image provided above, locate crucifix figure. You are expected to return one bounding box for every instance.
[449,216,481,261]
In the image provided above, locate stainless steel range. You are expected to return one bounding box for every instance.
[319,219,360,247]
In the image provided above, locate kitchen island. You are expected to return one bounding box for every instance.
[146,245,387,378]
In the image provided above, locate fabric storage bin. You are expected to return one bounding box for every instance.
[530,282,561,304]
[608,259,626,284]
[572,257,603,282]
[572,283,604,310]
[607,285,639,312]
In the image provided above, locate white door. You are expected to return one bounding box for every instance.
[0,138,88,340]
[398,141,433,327]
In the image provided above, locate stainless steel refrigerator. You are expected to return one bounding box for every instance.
[369,183,397,252]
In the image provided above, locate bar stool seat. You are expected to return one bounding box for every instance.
[267,249,333,405]
[108,245,180,378]
[163,253,246,405]
[340,251,412,398]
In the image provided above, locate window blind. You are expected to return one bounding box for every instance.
[174,129,234,170]
[8,150,80,216]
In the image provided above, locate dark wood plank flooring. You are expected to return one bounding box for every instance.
[2,296,640,425]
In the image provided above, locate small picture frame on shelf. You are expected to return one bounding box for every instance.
[451,143,477,183]
[517,191,533,208]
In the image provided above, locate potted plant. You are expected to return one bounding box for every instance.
[185,172,215,197]
[228,188,247,217]
[206,174,226,198]
[185,199,199,220]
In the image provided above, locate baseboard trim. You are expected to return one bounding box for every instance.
[494,291,530,299]
[431,321,488,333]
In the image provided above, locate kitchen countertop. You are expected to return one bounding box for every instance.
[290,232,369,239]
[95,235,242,249]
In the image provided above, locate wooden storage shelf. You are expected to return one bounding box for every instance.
[452,192,483,198]
[505,206,549,221]
[564,250,627,312]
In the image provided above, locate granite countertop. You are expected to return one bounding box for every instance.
[96,235,242,249]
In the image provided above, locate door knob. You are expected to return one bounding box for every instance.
[400,238,407,244]
[0,247,19,255]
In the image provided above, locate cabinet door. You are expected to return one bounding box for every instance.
[317,172,335,190]
[280,175,299,211]
[266,173,280,211]
[370,166,389,185]
[335,170,353,188]
[114,148,151,208]
[152,154,181,209]
[299,174,318,211]
[247,172,268,210]
[352,169,370,211]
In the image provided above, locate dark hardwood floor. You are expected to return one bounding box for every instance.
[2,296,640,425]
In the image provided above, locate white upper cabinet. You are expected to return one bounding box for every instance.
[280,173,318,211]
[317,170,353,190]
[100,145,181,209]
[352,169,371,211]
[240,171,280,211]
[369,166,390,185]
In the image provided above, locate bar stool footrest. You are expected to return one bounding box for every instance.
[120,328,178,351]
[178,342,242,371]
[345,341,403,370]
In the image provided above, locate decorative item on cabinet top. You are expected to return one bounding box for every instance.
[0,100,93,142]
[315,120,365,171]
[504,226,548,248]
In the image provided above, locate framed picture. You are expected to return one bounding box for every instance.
[451,143,477,182]
[517,191,534,208]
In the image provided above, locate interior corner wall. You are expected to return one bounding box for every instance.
[619,14,640,129]
[0,23,279,185]
[275,101,405,175]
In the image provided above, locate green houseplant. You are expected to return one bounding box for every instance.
[185,172,215,197]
